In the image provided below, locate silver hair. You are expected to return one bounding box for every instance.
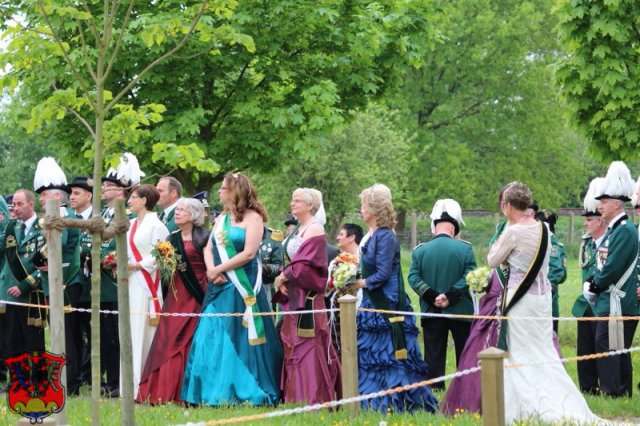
[176,197,205,226]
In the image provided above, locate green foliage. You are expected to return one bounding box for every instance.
[253,104,411,235]
[556,0,640,160]
[393,0,597,210]
[0,1,439,190]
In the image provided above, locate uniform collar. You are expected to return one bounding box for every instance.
[22,214,37,234]
[77,206,92,219]
[608,212,627,229]
[163,202,178,216]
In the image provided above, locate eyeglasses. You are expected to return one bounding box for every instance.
[129,195,141,200]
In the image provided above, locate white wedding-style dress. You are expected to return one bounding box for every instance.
[489,223,603,425]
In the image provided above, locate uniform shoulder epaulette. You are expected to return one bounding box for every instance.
[269,228,284,242]
[412,242,425,251]
[558,242,565,247]
[459,239,472,245]
[581,233,590,240]
[170,229,181,235]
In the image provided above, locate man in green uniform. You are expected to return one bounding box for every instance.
[156,176,181,233]
[573,177,606,394]
[408,199,476,390]
[260,227,284,307]
[584,161,639,397]
[535,208,567,334]
[0,189,46,358]
[34,158,83,395]
[69,176,95,387]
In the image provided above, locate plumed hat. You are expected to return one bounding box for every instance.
[102,153,145,188]
[34,157,69,194]
[583,177,604,216]
[430,198,465,236]
[68,176,94,193]
[595,161,634,202]
[631,176,640,208]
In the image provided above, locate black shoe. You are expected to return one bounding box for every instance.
[107,388,120,398]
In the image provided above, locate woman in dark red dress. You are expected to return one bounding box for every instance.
[137,197,210,404]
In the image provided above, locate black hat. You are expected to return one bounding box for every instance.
[5,195,13,210]
[68,176,94,193]
[191,191,210,208]
[101,168,127,188]
[33,157,70,194]
[284,213,298,227]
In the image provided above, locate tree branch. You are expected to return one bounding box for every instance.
[103,0,135,82]
[209,62,250,130]
[37,0,96,111]
[80,1,103,45]
[75,16,98,81]
[106,1,206,112]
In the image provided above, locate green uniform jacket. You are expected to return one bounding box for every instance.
[98,208,120,303]
[40,207,82,300]
[160,207,178,233]
[77,208,93,303]
[259,227,284,285]
[0,196,10,272]
[572,234,597,317]
[0,218,44,303]
[548,233,567,318]
[408,234,476,321]
[593,215,639,316]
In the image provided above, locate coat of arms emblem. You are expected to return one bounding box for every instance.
[5,351,66,423]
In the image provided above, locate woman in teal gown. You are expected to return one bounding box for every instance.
[181,173,282,405]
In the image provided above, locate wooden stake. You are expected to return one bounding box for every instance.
[338,294,359,415]
[479,347,506,426]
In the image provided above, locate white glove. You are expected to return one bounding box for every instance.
[583,282,597,305]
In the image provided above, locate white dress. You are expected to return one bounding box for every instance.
[488,223,602,425]
[124,212,170,397]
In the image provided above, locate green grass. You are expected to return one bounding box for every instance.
[0,256,638,425]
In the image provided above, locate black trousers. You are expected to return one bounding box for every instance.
[595,315,638,397]
[64,285,85,393]
[421,317,470,390]
[576,306,598,393]
[100,301,120,390]
[0,312,7,382]
[4,301,45,358]
[76,301,92,385]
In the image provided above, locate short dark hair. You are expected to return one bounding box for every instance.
[133,184,160,210]
[341,223,364,244]
[160,176,182,197]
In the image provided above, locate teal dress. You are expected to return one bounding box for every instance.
[181,226,283,405]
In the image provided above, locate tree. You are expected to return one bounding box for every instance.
[1,1,439,191]
[555,0,640,161]
[392,0,596,209]
[253,105,411,238]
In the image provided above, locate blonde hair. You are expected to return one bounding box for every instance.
[293,188,323,215]
[359,183,396,229]
[502,181,532,211]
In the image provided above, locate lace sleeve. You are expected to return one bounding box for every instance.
[488,226,516,268]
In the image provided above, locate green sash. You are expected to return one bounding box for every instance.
[5,221,35,284]
[214,214,265,345]
[362,234,408,360]
[497,221,548,350]
[170,232,205,304]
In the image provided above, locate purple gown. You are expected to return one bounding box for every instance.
[441,268,564,415]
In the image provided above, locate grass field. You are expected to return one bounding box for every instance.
[0,243,638,424]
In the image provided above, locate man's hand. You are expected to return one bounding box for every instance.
[434,293,450,309]
[7,286,21,298]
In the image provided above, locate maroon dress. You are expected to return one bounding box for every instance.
[137,240,208,404]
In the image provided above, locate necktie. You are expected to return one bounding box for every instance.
[18,222,26,244]
[159,211,165,221]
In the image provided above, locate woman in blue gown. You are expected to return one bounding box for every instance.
[353,184,438,412]
[181,173,282,405]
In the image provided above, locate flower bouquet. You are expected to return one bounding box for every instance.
[101,251,118,278]
[151,241,180,286]
[466,266,492,314]
[328,252,359,294]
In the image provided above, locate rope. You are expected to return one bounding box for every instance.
[41,215,129,239]
[188,346,640,425]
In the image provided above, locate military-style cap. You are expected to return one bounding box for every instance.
[102,153,145,188]
[5,195,13,210]
[430,199,465,236]
[583,177,604,216]
[191,191,210,208]
[34,157,70,194]
[284,213,298,227]
[594,161,634,202]
[68,176,94,193]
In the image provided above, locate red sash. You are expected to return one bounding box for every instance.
[129,219,162,316]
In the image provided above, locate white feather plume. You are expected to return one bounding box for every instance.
[584,177,604,214]
[430,199,465,233]
[599,161,635,200]
[632,175,640,207]
[33,157,67,192]
[116,153,145,187]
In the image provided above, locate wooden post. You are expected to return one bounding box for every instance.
[479,347,507,426]
[115,199,134,425]
[338,294,359,415]
[46,199,68,425]
[410,212,418,249]
[567,212,574,248]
